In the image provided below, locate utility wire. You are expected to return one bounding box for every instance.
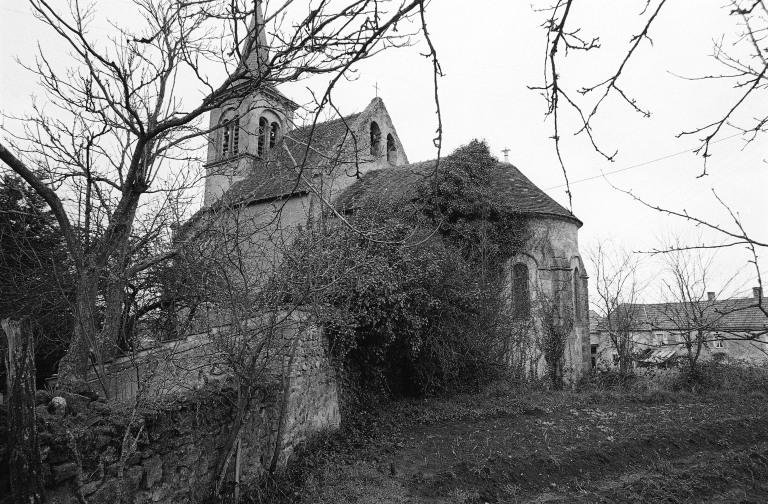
[545,132,744,191]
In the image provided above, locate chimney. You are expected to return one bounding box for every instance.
[754,286,763,300]
[707,292,715,301]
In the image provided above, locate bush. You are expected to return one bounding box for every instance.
[693,357,768,394]
[281,141,527,397]
[579,358,768,402]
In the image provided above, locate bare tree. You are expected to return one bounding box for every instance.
[589,243,644,377]
[657,248,726,377]
[0,0,437,391]
[539,0,766,179]
[537,0,767,318]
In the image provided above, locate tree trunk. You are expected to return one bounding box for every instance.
[58,197,139,392]
[57,269,100,392]
[2,318,46,504]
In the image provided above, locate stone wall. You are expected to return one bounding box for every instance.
[504,216,590,381]
[3,316,340,503]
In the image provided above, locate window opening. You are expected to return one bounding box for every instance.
[231,116,239,155]
[222,125,230,157]
[258,117,268,157]
[370,121,381,157]
[386,133,396,163]
[221,115,240,158]
[512,263,530,319]
[269,122,279,148]
[574,268,582,321]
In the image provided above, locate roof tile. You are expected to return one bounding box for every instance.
[335,160,582,225]
[597,298,768,332]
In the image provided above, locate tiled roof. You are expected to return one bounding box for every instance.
[596,298,768,332]
[334,160,435,211]
[284,114,362,171]
[226,162,310,205]
[335,160,582,225]
[494,162,579,223]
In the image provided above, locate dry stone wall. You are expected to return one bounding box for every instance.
[1,320,340,503]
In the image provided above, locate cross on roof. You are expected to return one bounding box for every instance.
[501,147,510,162]
[374,82,380,97]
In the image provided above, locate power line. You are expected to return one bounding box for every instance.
[544,132,744,191]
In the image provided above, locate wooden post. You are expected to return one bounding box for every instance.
[2,318,45,504]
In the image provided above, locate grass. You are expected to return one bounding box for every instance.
[245,361,768,503]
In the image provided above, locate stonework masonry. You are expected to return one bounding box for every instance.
[3,314,340,503]
[504,217,590,380]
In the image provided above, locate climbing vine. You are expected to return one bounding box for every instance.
[283,141,532,396]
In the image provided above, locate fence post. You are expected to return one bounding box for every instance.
[2,318,45,503]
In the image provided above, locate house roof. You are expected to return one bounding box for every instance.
[335,160,582,226]
[596,297,768,333]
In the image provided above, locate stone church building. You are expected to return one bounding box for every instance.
[191,6,591,379]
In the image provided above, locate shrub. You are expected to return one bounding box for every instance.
[281,141,527,397]
[579,358,768,401]
[693,357,768,394]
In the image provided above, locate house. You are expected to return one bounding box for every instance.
[593,288,768,368]
[183,5,591,379]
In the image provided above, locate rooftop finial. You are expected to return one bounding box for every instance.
[501,147,510,163]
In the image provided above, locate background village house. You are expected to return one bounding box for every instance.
[593,287,768,368]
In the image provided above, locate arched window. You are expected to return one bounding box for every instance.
[512,263,530,319]
[574,267,582,321]
[269,122,280,148]
[257,117,269,157]
[220,115,239,159]
[387,133,396,163]
[370,121,381,157]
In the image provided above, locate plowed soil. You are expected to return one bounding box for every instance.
[262,389,768,503]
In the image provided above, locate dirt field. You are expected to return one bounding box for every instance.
[257,385,768,503]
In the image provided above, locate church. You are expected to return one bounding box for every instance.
[189,6,591,379]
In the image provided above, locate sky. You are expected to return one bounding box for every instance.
[1,0,766,301]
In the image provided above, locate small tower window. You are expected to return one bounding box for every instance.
[269,122,279,148]
[222,124,230,157]
[258,117,268,157]
[386,133,396,163]
[220,115,239,159]
[512,263,530,320]
[370,121,381,157]
[231,117,239,155]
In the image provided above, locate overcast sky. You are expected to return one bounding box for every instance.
[1,1,766,301]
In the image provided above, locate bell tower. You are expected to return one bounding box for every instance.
[203,1,298,207]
